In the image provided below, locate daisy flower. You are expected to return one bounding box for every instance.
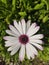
[3,19,44,61]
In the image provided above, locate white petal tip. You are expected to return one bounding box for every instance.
[30,56,35,60]
[9,25,11,28]
[32,57,35,59]
[7,48,11,51]
[33,22,37,26]
[5,30,7,32]
[19,57,24,62]
[36,26,40,32]
[40,47,43,51]
[38,26,40,29]
[5,44,7,47]
[41,34,44,38]
[3,36,7,40]
[41,41,44,44]
[35,52,38,55]
[13,20,16,22]
[10,53,14,56]
[21,19,25,22]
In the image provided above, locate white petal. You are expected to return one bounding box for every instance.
[3,36,17,41]
[30,42,43,50]
[7,46,15,51]
[30,34,44,39]
[26,20,31,31]
[10,44,21,55]
[26,44,30,59]
[5,39,19,47]
[26,43,37,59]
[9,25,20,36]
[7,43,21,52]
[5,41,14,47]
[14,20,22,34]
[29,38,43,44]
[6,30,16,37]
[21,19,26,34]
[19,21,23,34]
[31,45,38,55]
[19,45,25,61]
[27,22,36,35]
[27,26,40,36]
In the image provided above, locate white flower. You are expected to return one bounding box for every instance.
[4,19,44,61]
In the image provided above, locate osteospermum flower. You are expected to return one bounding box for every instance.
[4,19,44,61]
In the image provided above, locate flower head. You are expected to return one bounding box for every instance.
[4,19,44,61]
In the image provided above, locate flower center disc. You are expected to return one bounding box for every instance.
[19,35,29,44]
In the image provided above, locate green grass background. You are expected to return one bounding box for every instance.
[0,0,49,64]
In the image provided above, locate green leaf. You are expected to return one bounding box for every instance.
[1,0,7,4]
[46,0,49,10]
[41,0,49,10]
[48,38,49,42]
[39,14,44,20]
[43,15,49,23]
[19,11,27,17]
[5,13,12,24]
[0,44,4,51]
[12,0,16,11]
[34,3,44,10]
[38,47,49,62]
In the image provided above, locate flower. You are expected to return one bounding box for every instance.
[3,19,44,61]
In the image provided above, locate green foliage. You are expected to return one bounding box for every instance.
[1,0,7,4]
[19,11,27,18]
[12,0,16,11]
[34,3,45,10]
[0,0,49,64]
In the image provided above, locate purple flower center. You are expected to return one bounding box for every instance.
[19,35,29,44]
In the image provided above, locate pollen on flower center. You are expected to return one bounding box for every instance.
[19,35,29,44]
